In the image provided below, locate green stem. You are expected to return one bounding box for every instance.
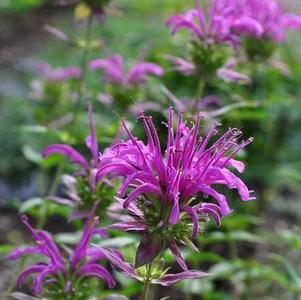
[195,80,205,99]
[141,262,153,300]
[38,14,94,229]
[72,13,94,125]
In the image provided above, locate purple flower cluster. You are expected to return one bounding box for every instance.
[166,0,263,49]
[241,0,301,42]
[96,108,255,269]
[89,53,164,87]
[8,202,123,296]
[37,63,81,82]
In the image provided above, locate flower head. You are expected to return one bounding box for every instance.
[241,0,301,42]
[97,109,255,268]
[89,54,164,110]
[166,0,263,49]
[89,53,164,87]
[42,104,115,219]
[37,63,81,82]
[165,1,260,81]
[8,202,124,298]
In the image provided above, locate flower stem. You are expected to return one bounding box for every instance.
[72,13,94,125]
[38,14,94,229]
[141,262,153,300]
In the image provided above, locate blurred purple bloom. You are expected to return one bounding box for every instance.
[8,202,123,296]
[166,0,263,48]
[37,63,81,82]
[163,54,196,76]
[97,109,255,269]
[89,54,164,86]
[242,0,301,42]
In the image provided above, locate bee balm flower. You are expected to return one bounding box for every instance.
[242,0,301,43]
[89,54,164,110]
[96,109,255,269]
[166,0,263,49]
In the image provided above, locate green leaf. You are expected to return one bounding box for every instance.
[19,125,49,134]
[0,0,43,13]
[228,231,264,243]
[98,295,130,300]
[0,244,15,254]
[19,197,42,213]
[96,237,137,248]
[55,232,82,244]
[22,145,42,164]
[9,292,39,300]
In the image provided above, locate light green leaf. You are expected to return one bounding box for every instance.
[19,197,42,213]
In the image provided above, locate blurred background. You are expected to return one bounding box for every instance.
[1,0,301,299]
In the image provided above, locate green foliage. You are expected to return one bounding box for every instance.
[0,0,44,13]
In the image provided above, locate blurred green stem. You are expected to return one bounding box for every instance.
[195,80,205,99]
[38,14,94,229]
[72,13,94,123]
[141,262,153,300]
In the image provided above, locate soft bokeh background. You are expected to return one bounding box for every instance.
[1,0,301,299]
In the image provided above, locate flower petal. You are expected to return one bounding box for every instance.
[108,221,147,232]
[182,206,199,238]
[42,144,89,171]
[155,270,209,286]
[77,263,115,288]
[16,264,46,288]
[168,239,188,271]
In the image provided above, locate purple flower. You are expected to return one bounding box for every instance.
[166,0,263,49]
[89,54,164,87]
[8,202,124,296]
[241,0,301,42]
[97,109,255,268]
[37,63,81,82]
[42,105,114,219]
